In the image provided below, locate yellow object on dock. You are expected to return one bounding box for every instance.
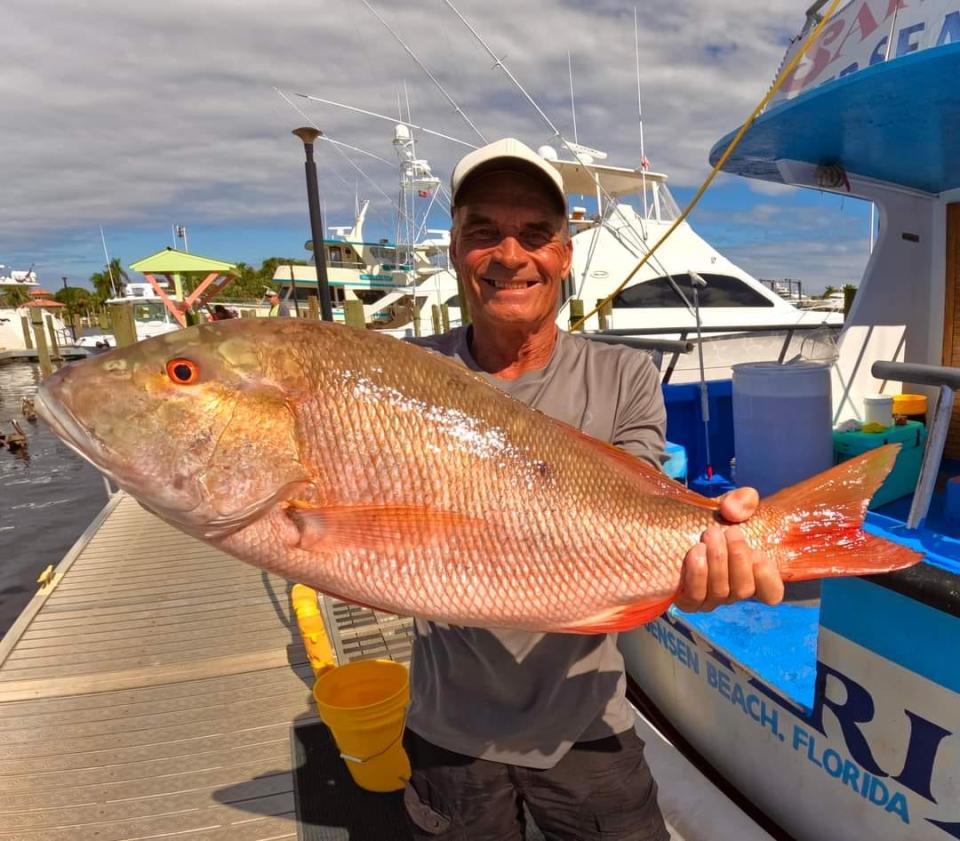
[291,583,320,618]
[290,584,336,675]
[312,659,411,792]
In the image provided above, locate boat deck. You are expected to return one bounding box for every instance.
[0,493,313,841]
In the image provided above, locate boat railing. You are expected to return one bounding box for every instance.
[872,360,960,529]
[593,322,838,383]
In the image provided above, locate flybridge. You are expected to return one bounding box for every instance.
[771,0,960,105]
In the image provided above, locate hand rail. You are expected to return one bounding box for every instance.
[583,335,694,354]
[598,322,838,337]
[871,361,960,391]
[870,360,958,530]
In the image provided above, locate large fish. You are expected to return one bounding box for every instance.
[37,319,921,633]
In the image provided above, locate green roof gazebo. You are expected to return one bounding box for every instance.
[129,248,237,327]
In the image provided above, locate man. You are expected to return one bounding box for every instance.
[264,288,290,317]
[405,139,784,840]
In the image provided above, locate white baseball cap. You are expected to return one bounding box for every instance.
[264,288,279,297]
[450,138,566,212]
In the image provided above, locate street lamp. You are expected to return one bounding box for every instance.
[292,127,333,322]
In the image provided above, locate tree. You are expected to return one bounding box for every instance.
[821,285,838,299]
[89,258,129,304]
[0,287,31,308]
[54,286,94,316]
[212,257,308,302]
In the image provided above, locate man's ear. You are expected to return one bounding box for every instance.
[560,234,573,277]
[449,214,460,265]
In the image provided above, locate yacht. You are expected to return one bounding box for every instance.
[0,265,70,353]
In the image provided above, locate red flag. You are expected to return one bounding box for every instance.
[418,189,432,198]
[641,155,651,171]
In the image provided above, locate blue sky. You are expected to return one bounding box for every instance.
[2,0,874,295]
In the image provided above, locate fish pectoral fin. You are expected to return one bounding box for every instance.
[284,502,485,553]
[557,592,676,634]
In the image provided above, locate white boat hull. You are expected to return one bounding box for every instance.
[621,577,960,841]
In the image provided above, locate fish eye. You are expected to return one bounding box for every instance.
[165,358,200,385]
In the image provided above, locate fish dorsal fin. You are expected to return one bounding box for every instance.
[566,426,719,510]
[284,501,487,553]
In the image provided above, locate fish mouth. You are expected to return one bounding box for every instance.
[36,384,300,541]
[35,385,118,480]
[35,384,194,517]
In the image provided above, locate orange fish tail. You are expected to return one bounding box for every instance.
[764,444,922,582]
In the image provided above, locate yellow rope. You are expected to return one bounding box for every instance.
[570,0,844,332]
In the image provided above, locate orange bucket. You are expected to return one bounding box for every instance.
[313,660,410,792]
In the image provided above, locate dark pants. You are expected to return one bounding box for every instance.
[402,728,670,841]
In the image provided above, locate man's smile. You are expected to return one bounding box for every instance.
[482,277,540,291]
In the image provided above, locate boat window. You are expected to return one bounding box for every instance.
[328,246,343,266]
[614,277,688,308]
[131,301,169,323]
[614,274,774,308]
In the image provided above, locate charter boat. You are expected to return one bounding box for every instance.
[620,3,960,839]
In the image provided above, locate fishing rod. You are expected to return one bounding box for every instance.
[356,0,487,144]
[293,93,477,150]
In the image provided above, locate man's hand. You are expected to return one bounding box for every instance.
[675,487,784,613]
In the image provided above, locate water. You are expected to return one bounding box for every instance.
[0,362,109,636]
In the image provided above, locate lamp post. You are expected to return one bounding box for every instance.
[292,127,333,322]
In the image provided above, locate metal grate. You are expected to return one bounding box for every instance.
[321,598,415,665]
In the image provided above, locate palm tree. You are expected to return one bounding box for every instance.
[0,287,31,308]
[821,285,838,299]
[89,258,129,303]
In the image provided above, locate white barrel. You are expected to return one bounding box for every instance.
[863,394,893,427]
[732,361,834,497]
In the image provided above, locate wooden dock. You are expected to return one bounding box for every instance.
[0,493,317,841]
[0,493,775,841]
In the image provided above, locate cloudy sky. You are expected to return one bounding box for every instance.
[2,0,872,295]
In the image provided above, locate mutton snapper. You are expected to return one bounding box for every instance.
[36,319,921,633]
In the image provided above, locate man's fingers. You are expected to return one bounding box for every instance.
[719,487,760,523]
[725,526,757,603]
[676,543,707,612]
[702,526,728,611]
[753,555,785,605]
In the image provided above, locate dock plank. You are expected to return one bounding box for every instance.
[0,494,316,841]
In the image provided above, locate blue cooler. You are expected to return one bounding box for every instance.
[832,420,928,508]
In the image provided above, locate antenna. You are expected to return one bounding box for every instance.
[635,8,649,220]
[357,0,487,143]
[567,52,578,145]
[100,226,120,298]
[293,92,476,149]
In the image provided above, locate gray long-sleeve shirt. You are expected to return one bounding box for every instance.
[406,326,666,769]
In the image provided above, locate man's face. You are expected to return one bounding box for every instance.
[451,170,571,332]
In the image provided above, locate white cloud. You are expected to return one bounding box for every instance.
[1,0,837,280]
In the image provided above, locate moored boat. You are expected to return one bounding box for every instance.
[622,3,960,838]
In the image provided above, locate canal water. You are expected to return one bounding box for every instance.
[0,361,108,636]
